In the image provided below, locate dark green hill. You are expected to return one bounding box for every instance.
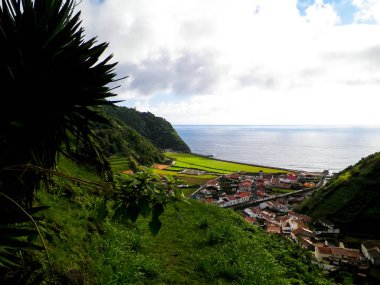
[104,106,190,153]
[93,114,164,169]
[297,152,380,238]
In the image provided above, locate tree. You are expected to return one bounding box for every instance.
[0,0,118,203]
[0,0,119,280]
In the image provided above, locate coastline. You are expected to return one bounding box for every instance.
[188,152,319,174]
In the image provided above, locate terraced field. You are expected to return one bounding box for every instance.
[108,156,134,173]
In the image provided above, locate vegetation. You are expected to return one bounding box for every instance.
[297,152,380,238]
[166,152,287,174]
[104,106,190,153]
[0,0,173,281]
[0,0,118,202]
[0,1,333,283]
[94,113,165,170]
[31,158,331,284]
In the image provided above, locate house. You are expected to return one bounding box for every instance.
[266,224,281,234]
[282,220,292,234]
[239,179,253,191]
[315,246,361,265]
[256,179,266,191]
[245,216,259,225]
[315,246,333,261]
[318,219,340,234]
[361,240,380,265]
[205,179,220,190]
[291,227,313,239]
[246,206,262,218]
[298,236,315,251]
[237,191,251,203]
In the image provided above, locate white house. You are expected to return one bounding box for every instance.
[362,240,380,265]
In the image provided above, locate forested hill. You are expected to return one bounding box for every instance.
[297,152,380,238]
[103,106,190,153]
[93,115,164,168]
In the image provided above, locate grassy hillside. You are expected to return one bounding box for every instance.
[92,108,165,169]
[104,106,190,153]
[297,152,380,238]
[33,157,331,284]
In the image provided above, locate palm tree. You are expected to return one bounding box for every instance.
[0,0,119,202]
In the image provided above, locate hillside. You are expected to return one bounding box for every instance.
[93,114,164,169]
[103,106,190,153]
[31,158,331,284]
[297,152,380,238]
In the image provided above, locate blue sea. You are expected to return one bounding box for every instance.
[173,125,380,173]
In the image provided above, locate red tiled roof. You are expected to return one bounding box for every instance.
[292,228,304,236]
[225,174,240,179]
[245,216,254,223]
[206,179,219,186]
[239,181,253,187]
[267,225,281,234]
[331,248,360,259]
[317,247,333,255]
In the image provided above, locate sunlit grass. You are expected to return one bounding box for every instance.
[166,152,287,174]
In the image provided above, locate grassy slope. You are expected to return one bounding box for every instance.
[297,152,380,238]
[36,157,331,284]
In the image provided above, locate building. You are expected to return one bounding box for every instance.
[361,240,380,265]
[315,246,361,266]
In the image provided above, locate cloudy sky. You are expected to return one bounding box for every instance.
[79,0,380,125]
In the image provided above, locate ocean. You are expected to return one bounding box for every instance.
[173,125,380,173]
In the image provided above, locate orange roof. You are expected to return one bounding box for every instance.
[239,181,252,187]
[292,228,304,236]
[206,179,219,186]
[317,247,333,255]
[121,170,134,175]
[331,248,360,258]
[245,216,254,223]
[267,225,281,234]
[225,174,240,179]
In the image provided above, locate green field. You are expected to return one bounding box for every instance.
[108,156,134,172]
[109,153,287,188]
[166,152,287,174]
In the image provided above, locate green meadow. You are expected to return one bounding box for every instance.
[109,153,287,190]
[166,152,287,174]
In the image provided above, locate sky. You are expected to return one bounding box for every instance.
[78,0,380,125]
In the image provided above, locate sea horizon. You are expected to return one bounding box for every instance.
[174,125,380,173]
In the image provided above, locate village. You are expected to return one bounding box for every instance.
[192,170,380,282]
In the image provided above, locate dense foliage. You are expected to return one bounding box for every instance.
[104,106,191,153]
[93,110,165,169]
[0,0,117,280]
[297,152,380,238]
[0,0,117,202]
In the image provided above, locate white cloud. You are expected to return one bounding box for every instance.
[78,0,380,125]
[305,0,341,26]
[353,0,380,23]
